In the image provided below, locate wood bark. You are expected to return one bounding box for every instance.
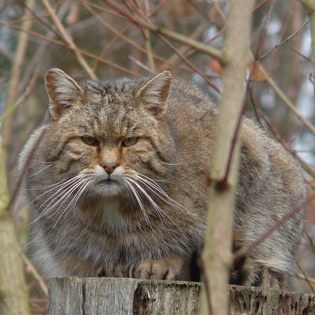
[47,277,315,315]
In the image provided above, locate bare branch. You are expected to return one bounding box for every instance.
[233,194,315,261]
[17,246,48,296]
[41,0,97,79]
[103,0,223,62]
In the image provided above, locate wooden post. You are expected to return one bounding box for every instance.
[47,278,315,315]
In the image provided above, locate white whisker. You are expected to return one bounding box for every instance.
[134,173,197,218]
[26,174,82,194]
[160,161,182,166]
[27,163,54,178]
[45,178,86,220]
[29,175,86,224]
[124,179,152,227]
[52,178,92,229]
[126,177,172,222]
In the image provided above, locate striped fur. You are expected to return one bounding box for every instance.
[20,69,307,288]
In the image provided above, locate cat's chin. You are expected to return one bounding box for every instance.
[90,180,122,197]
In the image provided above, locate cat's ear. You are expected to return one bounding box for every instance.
[45,68,83,120]
[136,71,172,118]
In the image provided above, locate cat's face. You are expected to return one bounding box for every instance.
[41,69,175,199]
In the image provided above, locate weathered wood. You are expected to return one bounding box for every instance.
[47,278,315,315]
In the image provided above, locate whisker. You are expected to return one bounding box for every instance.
[126,177,172,222]
[45,178,87,220]
[134,173,197,218]
[52,178,93,229]
[124,179,152,227]
[27,177,82,219]
[29,176,86,224]
[27,163,54,178]
[27,178,93,247]
[134,172,173,184]
[160,161,182,166]
[26,174,82,193]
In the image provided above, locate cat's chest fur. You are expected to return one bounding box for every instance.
[96,197,127,231]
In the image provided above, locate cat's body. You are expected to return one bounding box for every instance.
[20,69,307,288]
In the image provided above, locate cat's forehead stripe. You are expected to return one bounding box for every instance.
[85,79,131,98]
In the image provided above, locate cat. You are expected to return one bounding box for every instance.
[19,68,307,288]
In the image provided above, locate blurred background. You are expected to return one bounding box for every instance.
[0,0,314,313]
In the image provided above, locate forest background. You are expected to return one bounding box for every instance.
[0,0,314,314]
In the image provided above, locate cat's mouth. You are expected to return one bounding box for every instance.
[97,178,117,185]
[91,174,123,196]
[94,173,120,184]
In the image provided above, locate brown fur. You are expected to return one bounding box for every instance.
[20,69,307,288]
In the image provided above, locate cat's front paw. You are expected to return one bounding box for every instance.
[129,260,172,279]
[128,256,187,280]
[96,263,126,278]
[97,255,189,280]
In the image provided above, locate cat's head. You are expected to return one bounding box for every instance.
[40,68,176,198]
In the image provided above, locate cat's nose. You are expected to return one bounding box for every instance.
[101,163,119,175]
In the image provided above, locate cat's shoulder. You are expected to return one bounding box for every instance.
[18,125,47,172]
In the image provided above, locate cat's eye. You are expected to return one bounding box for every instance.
[81,136,99,146]
[121,137,138,147]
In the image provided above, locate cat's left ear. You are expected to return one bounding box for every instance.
[45,68,83,120]
[136,71,172,118]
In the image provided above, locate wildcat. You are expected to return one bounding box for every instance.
[19,68,307,288]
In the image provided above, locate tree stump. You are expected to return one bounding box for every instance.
[46,277,315,315]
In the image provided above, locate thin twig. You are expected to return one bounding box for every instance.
[252,58,315,134]
[294,272,315,284]
[6,0,35,110]
[294,256,315,293]
[17,246,48,296]
[103,0,223,62]
[41,0,97,80]
[260,19,310,60]
[142,0,156,72]
[157,33,221,93]
[252,0,276,60]
[82,1,159,64]
[290,46,313,62]
[0,19,139,76]
[129,56,154,73]
[84,0,196,75]
[247,82,315,177]
[148,0,170,16]
[233,194,315,261]
[166,28,225,71]
[1,67,39,123]
[18,0,71,95]
[21,0,62,40]
[159,21,209,70]
[304,229,315,254]
[104,0,315,135]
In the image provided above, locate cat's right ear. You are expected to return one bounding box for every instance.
[45,68,83,120]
